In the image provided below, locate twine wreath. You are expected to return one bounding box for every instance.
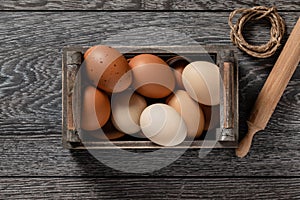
[228,6,285,58]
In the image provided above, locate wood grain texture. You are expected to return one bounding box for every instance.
[1,178,300,199]
[0,0,299,10]
[0,8,299,199]
[0,12,299,177]
[0,132,299,176]
[144,0,300,11]
[0,0,143,10]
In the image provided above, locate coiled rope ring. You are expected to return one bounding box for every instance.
[228,6,285,58]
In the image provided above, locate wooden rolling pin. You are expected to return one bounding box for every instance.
[236,17,300,158]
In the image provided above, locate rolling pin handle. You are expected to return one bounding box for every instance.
[236,122,261,158]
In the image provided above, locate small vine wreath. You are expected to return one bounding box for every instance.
[228,6,285,58]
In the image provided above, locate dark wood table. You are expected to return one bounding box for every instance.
[1,1,299,199]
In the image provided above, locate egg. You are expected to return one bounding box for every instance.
[200,104,220,131]
[140,103,187,146]
[84,45,132,93]
[101,120,126,139]
[129,54,175,98]
[167,90,205,138]
[182,61,220,105]
[166,56,189,89]
[111,90,147,134]
[80,120,125,141]
[81,86,111,131]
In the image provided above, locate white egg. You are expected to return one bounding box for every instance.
[182,61,220,106]
[111,90,147,134]
[140,103,187,146]
[167,90,205,138]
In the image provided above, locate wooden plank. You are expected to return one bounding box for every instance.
[144,0,300,11]
[0,0,143,10]
[0,133,299,176]
[0,0,299,10]
[0,178,300,199]
[0,12,299,176]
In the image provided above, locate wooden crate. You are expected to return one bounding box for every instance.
[62,46,238,149]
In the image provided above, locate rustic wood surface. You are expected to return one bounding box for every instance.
[0,4,299,200]
[1,178,300,199]
[0,0,299,10]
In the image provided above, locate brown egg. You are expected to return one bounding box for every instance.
[84,45,132,93]
[81,86,111,131]
[85,130,125,140]
[182,61,220,105]
[111,91,147,134]
[79,120,125,141]
[167,90,205,138]
[200,104,220,131]
[166,56,189,89]
[129,54,175,98]
[80,120,125,142]
[102,119,125,139]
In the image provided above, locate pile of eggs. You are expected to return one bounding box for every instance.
[80,45,220,146]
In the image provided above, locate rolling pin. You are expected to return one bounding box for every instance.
[236,17,300,158]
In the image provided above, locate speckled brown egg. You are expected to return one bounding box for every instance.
[84,45,132,93]
[129,54,175,98]
[81,86,111,131]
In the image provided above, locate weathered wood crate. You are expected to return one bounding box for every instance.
[62,46,238,149]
